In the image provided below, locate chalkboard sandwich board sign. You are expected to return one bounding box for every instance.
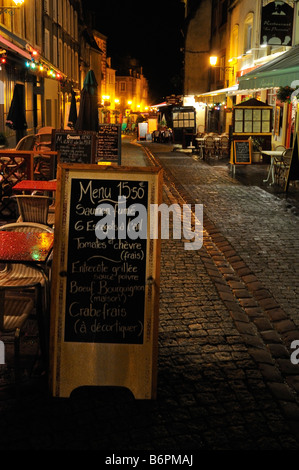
[234,140,251,164]
[50,163,163,399]
[52,130,96,164]
[97,123,121,164]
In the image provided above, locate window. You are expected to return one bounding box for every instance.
[53,36,57,67]
[220,0,228,26]
[53,0,58,22]
[120,82,126,92]
[44,0,49,15]
[172,109,196,129]
[244,13,253,53]
[231,25,239,60]
[234,106,271,133]
[74,11,78,41]
[44,29,50,60]
[74,52,78,82]
[59,39,63,70]
[58,1,62,25]
[64,43,67,74]
[219,55,225,82]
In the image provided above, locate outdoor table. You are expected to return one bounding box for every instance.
[13,179,57,193]
[261,150,284,185]
[0,231,54,366]
[195,138,205,158]
[0,231,54,264]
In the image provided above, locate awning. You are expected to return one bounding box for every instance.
[151,102,167,108]
[196,85,239,98]
[238,45,299,90]
[0,33,31,61]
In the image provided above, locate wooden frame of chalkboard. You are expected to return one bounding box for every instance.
[233,140,252,164]
[50,163,163,399]
[96,123,121,164]
[52,130,97,164]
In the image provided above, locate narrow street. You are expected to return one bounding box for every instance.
[0,135,299,453]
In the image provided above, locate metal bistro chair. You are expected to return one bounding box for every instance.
[14,194,52,226]
[274,148,292,188]
[219,136,229,159]
[204,136,215,160]
[0,288,34,392]
[0,222,54,367]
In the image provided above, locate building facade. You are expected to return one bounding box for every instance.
[115,57,149,121]
[0,0,85,146]
[183,0,298,146]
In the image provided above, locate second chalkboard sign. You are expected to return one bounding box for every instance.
[234,140,251,164]
[52,130,96,164]
[96,123,121,164]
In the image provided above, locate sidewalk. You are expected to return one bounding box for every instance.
[1,136,299,452]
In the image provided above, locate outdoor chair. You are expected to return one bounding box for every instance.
[0,288,34,393]
[219,136,229,159]
[14,194,52,225]
[274,148,292,189]
[15,134,36,151]
[204,136,215,160]
[153,130,160,142]
[275,145,286,151]
[34,127,54,152]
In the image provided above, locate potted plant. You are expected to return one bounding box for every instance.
[249,136,263,163]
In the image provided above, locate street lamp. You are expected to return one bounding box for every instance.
[209,55,234,74]
[0,0,24,15]
[209,55,234,87]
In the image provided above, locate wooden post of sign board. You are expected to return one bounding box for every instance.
[49,163,163,399]
[285,132,299,192]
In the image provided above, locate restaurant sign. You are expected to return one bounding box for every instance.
[260,1,294,46]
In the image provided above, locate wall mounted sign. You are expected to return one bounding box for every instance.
[50,163,163,399]
[260,1,294,46]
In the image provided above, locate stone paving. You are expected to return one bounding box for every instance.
[1,136,299,452]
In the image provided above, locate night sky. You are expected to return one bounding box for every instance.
[81,0,185,104]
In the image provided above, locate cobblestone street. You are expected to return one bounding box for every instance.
[1,136,299,453]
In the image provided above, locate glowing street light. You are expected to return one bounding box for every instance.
[209,55,234,74]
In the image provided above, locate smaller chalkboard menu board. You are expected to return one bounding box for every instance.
[52,130,96,164]
[234,140,251,164]
[96,124,121,164]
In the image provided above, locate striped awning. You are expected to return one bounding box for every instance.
[238,45,299,90]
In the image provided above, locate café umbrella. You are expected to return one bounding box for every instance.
[67,90,77,128]
[6,83,27,145]
[75,70,99,132]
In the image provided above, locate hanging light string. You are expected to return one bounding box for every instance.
[24,48,67,82]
